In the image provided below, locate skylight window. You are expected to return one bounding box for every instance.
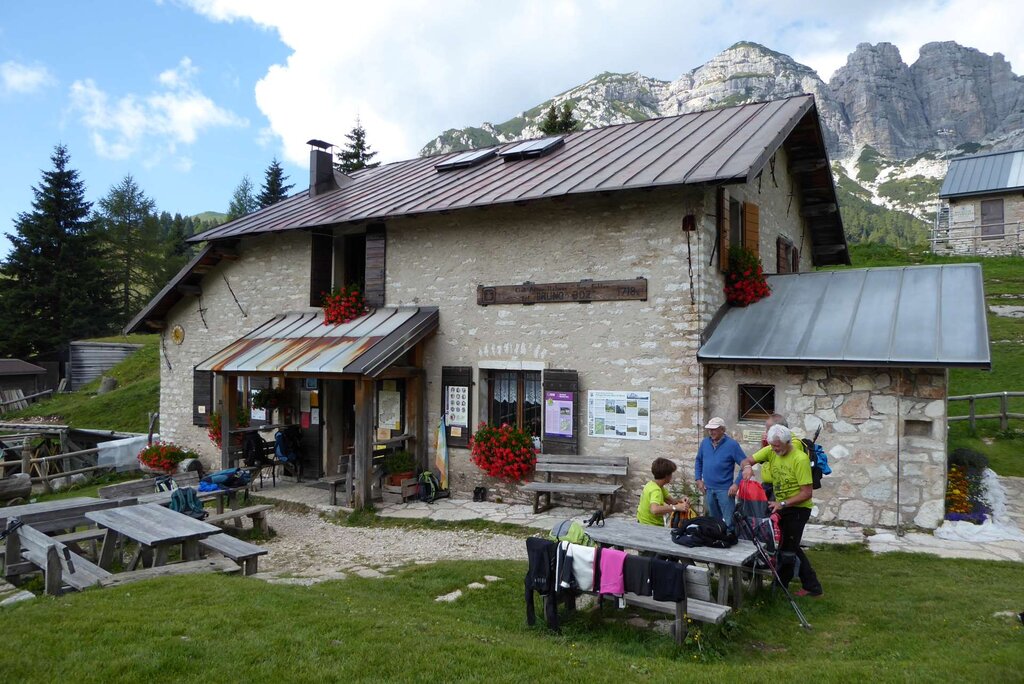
[434,148,497,171]
[499,136,565,161]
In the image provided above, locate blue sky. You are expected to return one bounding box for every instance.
[2,0,1021,258]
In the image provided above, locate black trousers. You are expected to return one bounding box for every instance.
[777,506,822,594]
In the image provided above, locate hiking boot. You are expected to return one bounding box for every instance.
[794,589,823,598]
[478,487,487,502]
[473,486,484,502]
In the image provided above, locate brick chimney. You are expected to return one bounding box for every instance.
[306,139,353,198]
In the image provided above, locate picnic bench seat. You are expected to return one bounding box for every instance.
[5,522,240,594]
[323,450,355,507]
[205,504,273,536]
[520,455,627,513]
[100,472,249,514]
[199,533,268,576]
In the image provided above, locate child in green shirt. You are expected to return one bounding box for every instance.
[637,457,691,526]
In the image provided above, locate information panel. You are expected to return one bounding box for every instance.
[587,390,651,440]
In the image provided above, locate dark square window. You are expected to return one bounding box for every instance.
[739,384,775,420]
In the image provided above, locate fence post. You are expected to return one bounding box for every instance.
[968,397,976,431]
[1001,392,1009,431]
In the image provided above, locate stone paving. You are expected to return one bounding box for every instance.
[252,480,1024,564]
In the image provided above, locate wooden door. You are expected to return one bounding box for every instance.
[322,379,355,477]
[981,199,1004,240]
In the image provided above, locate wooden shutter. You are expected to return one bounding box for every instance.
[776,237,787,273]
[309,232,334,307]
[717,188,730,271]
[193,369,212,426]
[743,202,760,257]
[365,223,386,308]
[541,369,579,455]
[791,247,800,273]
[441,366,472,447]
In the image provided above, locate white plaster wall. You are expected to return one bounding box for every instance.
[706,365,948,529]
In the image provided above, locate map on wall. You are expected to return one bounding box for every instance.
[587,390,651,440]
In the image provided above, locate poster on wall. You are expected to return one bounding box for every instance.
[446,385,469,428]
[378,390,402,431]
[587,390,651,440]
[544,391,574,438]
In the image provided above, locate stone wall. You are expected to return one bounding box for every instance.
[706,365,948,529]
[941,193,1024,256]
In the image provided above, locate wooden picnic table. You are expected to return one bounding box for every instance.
[585,518,757,608]
[87,503,221,570]
[0,496,127,531]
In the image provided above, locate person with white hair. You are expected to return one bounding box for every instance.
[739,423,823,598]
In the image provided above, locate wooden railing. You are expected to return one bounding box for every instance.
[947,391,1024,430]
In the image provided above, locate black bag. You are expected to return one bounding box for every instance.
[670,515,737,549]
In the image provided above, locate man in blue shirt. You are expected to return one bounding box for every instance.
[695,417,746,532]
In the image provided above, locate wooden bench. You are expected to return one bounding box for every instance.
[199,533,268,576]
[520,455,627,513]
[205,504,273,536]
[323,450,355,507]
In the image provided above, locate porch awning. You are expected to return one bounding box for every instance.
[196,306,438,377]
[697,265,991,369]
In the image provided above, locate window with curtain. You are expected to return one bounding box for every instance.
[488,370,542,436]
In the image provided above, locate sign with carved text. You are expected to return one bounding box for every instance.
[477,278,647,306]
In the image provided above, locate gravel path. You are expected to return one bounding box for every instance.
[259,511,526,580]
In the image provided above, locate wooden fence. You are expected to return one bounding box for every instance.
[947,391,1024,430]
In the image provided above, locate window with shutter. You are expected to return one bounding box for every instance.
[791,246,800,273]
[541,369,579,455]
[718,188,730,271]
[441,366,473,447]
[193,369,213,426]
[776,236,794,274]
[743,202,760,257]
[365,223,386,308]
[309,232,334,307]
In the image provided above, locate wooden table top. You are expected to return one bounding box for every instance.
[0,496,115,525]
[86,503,220,546]
[585,518,757,567]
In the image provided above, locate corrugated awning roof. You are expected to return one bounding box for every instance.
[196,307,438,377]
[939,148,1024,199]
[0,359,46,375]
[698,265,990,368]
[188,95,847,265]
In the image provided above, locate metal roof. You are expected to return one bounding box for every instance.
[196,307,438,377]
[0,359,46,376]
[189,95,846,265]
[698,264,990,368]
[939,148,1024,199]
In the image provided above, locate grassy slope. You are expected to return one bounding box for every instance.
[0,550,1020,682]
[4,334,159,433]
[840,245,1024,476]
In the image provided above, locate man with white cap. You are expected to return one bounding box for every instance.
[695,417,746,532]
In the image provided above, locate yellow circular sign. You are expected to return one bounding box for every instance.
[171,325,185,345]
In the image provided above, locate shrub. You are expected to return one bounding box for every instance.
[469,423,537,482]
[207,410,250,449]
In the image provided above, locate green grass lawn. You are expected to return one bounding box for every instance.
[4,334,159,433]
[0,549,1020,682]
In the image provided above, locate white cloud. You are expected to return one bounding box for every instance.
[0,60,55,95]
[182,0,1024,166]
[68,57,247,164]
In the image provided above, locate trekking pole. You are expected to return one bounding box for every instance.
[734,511,811,630]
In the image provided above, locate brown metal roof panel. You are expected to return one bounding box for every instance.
[124,243,218,334]
[0,359,47,375]
[698,98,796,181]
[344,307,439,376]
[650,104,767,184]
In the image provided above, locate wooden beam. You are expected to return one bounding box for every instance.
[176,284,202,296]
[376,366,426,379]
[790,159,827,173]
[144,320,165,331]
[353,378,374,509]
[213,244,239,260]
[800,203,838,217]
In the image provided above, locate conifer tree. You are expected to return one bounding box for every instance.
[226,175,259,221]
[335,118,380,173]
[539,102,579,135]
[0,145,117,357]
[257,158,294,208]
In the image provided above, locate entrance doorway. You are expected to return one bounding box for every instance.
[322,379,356,477]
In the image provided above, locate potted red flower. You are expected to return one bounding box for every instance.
[723,245,771,307]
[323,284,369,325]
[469,422,538,482]
[137,441,202,474]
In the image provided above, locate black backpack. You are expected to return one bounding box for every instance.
[418,471,442,502]
[671,515,738,549]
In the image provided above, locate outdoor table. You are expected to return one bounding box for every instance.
[585,518,757,608]
[0,496,126,532]
[137,484,248,514]
[87,503,221,570]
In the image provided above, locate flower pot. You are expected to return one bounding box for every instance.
[388,471,415,486]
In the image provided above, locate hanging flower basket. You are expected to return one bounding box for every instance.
[723,245,770,307]
[944,449,991,525]
[323,284,369,325]
[252,386,289,411]
[208,411,250,450]
[469,422,537,482]
[137,441,202,474]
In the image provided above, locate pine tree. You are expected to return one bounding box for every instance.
[226,175,259,221]
[96,175,164,325]
[257,158,294,208]
[539,102,579,135]
[0,144,117,358]
[335,118,380,173]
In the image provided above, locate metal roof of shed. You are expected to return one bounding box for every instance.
[189,94,846,265]
[697,264,990,368]
[939,148,1024,199]
[0,359,46,376]
[196,307,438,377]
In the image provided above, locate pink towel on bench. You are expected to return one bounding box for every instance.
[599,547,627,595]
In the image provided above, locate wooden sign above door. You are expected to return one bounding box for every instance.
[477,278,647,306]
